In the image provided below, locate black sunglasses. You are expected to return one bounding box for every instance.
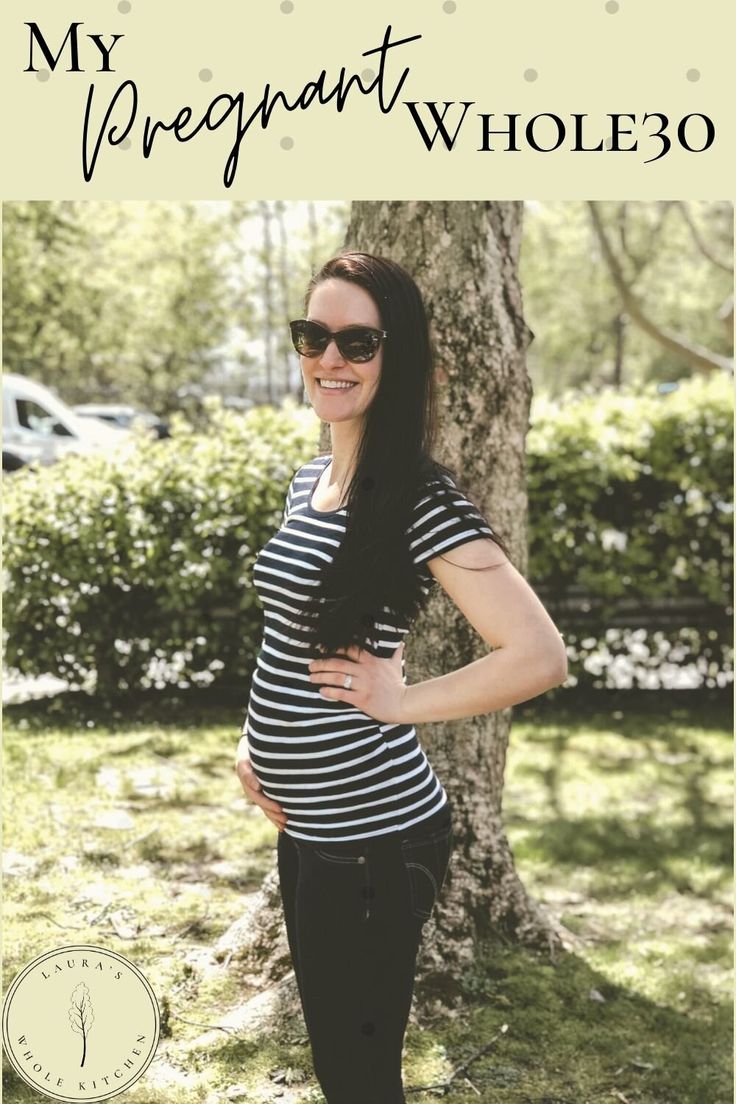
[289,319,388,363]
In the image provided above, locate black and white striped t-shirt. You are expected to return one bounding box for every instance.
[242,453,496,842]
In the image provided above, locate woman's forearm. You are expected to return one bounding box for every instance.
[399,644,567,724]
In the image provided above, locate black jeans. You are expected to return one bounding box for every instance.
[276,800,454,1104]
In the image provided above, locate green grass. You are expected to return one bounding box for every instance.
[2,692,732,1103]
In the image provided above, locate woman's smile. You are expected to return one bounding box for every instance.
[317,378,359,391]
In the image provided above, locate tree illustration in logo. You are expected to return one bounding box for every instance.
[68,983,95,1067]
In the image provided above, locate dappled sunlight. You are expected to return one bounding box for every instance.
[2,699,731,1102]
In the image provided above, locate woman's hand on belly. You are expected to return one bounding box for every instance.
[307,641,408,724]
[234,737,287,833]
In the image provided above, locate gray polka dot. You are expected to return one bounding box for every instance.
[199,68,213,82]
[36,69,50,82]
[280,136,294,150]
[361,68,376,82]
[686,68,700,82]
[605,0,619,12]
[523,68,538,82]
[119,137,132,151]
[442,0,457,11]
[117,0,132,12]
[280,0,294,11]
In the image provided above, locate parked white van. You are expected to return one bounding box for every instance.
[2,372,133,471]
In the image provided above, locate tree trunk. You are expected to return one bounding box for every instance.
[307,200,319,275]
[338,202,571,992]
[211,202,574,1038]
[613,311,626,388]
[259,200,275,404]
[274,200,292,393]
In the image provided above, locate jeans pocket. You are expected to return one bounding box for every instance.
[399,820,453,922]
[313,848,367,866]
[312,847,374,921]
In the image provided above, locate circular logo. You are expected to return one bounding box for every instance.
[2,944,161,1102]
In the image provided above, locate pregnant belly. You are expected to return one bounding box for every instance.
[246,722,399,799]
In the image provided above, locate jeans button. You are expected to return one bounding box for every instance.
[357,856,366,864]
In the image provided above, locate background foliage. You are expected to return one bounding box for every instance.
[520,200,733,394]
[3,375,731,698]
[3,199,731,412]
[2,399,317,698]
[2,200,348,416]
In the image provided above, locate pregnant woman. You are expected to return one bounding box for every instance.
[235,251,567,1104]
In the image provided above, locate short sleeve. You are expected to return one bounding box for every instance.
[406,474,496,571]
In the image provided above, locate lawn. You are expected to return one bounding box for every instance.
[2,691,732,1103]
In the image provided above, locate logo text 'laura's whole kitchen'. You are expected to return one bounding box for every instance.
[2,945,160,1102]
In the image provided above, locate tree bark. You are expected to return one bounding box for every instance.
[338,202,572,992]
[259,200,275,404]
[212,202,575,1037]
[274,200,292,392]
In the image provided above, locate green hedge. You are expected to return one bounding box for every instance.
[2,397,318,699]
[3,376,732,698]
[526,373,733,690]
[528,373,732,607]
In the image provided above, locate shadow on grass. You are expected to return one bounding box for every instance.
[3,683,249,734]
[514,813,732,900]
[508,693,732,906]
[147,937,731,1104]
[432,939,731,1104]
[2,687,731,1103]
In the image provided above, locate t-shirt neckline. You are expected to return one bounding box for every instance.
[306,455,348,516]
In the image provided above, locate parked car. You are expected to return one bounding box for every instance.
[2,373,135,471]
[2,450,27,472]
[73,404,170,439]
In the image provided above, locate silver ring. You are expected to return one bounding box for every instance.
[343,674,353,690]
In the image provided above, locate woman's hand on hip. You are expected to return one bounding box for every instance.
[234,738,287,832]
[308,642,408,724]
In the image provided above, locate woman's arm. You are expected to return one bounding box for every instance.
[308,537,567,723]
[399,537,568,724]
